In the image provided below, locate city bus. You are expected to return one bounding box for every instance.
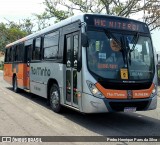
[3,14,158,113]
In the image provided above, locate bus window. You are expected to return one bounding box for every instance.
[73,35,78,68]
[44,31,59,60]
[15,46,18,61]
[11,46,15,62]
[32,37,41,60]
[25,39,33,63]
[27,45,32,62]
[4,49,8,62]
[15,44,24,62]
[8,48,12,62]
[9,47,13,62]
[6,48,10,62]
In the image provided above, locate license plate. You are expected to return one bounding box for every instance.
[124,107,136,112]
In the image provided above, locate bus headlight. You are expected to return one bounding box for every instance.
[86,80,104,98]
[152,85,156,94]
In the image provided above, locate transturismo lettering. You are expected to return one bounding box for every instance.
[31,67,51,76]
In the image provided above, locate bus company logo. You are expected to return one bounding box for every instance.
[31,67,51,77]
[127,90,133,99]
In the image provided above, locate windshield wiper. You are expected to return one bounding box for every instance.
[103,28,127,64]
[103,28,121,47]
[126,32,139,65]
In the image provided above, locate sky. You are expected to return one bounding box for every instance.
[0,0,159,52]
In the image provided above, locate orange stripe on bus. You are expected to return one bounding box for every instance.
[95,83,127,99]
[132,83,154,99]
[95,83,155,99]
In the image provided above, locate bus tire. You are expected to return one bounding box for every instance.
[49,84,62,113]
[13,76,19,93]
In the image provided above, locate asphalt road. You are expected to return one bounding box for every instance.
[0,71,160,145]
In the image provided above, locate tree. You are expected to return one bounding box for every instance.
[0,22,28,52]
[33,12,51,30]
[0,23,8,52]
[5,18,34,34]
[20,18,35,34]
[39,0,160,31]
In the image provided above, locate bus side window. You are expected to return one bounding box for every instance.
[15,45,18,61]
[43,31,59,60]
[11,46,15,62]
[73,34,78,68]
[25,39,33,63]
[9,47,13,62]
[19,43,24,62]
[7,48,11,62]
[5,48,9,62]
[4,49,8,62]
[32,37,41,60]
[27,45,32,61]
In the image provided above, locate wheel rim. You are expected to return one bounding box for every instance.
[51,89,59,109]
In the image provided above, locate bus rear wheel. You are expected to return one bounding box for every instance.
[49,84,62,113]
[13,76,19,93]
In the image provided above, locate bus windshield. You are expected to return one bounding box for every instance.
[86,30,154,81]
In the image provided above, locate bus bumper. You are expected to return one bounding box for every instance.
[103,94,157,112]
[81,93,109,113]
[81,93,157,113]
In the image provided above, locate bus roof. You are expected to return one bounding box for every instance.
[6,13,147,48]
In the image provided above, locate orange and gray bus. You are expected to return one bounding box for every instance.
[4,14,158,113]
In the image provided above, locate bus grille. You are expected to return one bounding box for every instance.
[109,101,150,111]
[100,82,152,90]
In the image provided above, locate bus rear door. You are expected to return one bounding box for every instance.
[25,40,32,90]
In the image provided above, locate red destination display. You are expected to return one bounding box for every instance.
[93,18,146,32]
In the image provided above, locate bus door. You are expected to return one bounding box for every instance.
[66,32,79,108]
[25,41,32,90]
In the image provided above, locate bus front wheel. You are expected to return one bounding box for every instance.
[13,76,19,93]
[49,84,62,113]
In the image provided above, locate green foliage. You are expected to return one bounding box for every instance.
[0,63,4,70]
[33,12,51,30]
[0,22,28,52]
[39,0,160,31]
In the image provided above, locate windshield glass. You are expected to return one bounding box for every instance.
[86,31,154,80]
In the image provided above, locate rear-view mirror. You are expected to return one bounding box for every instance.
[81,33,89,47]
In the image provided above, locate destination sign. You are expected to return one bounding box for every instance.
[94,19,141,31]
[84,15,149,33]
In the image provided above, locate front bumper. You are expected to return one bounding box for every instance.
[81,93,157,113]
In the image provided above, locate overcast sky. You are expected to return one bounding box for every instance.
[0,0,159,51]
[0,0,45,22]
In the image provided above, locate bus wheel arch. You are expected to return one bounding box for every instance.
[47,79,62,113]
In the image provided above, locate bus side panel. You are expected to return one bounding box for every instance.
[3,63,13,85]
[30,62,64,99]
[23,64,30,89]
[16,63,27,89]
[3,63,29,89]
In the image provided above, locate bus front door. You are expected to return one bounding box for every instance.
[66,32,79,108]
